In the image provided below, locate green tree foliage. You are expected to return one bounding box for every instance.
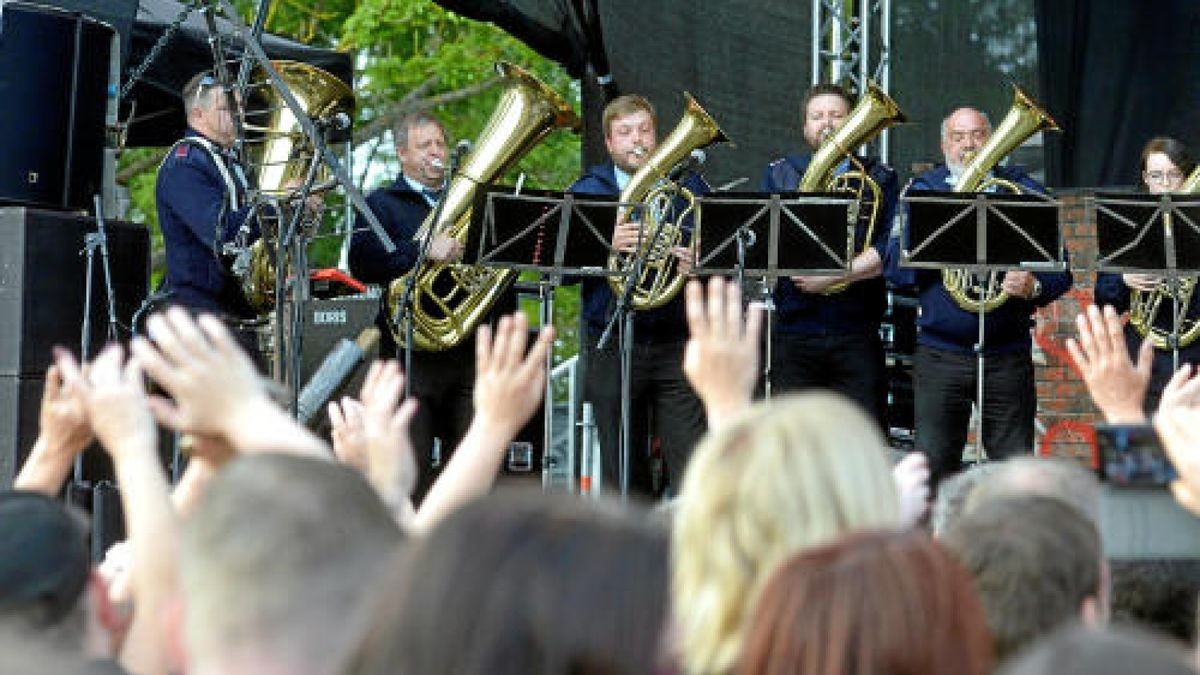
[121,0,583,366]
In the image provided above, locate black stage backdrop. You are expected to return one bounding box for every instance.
[1037,0,1200,189]
[440,0,1043,190]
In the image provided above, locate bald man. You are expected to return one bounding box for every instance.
[886,106,1072,490]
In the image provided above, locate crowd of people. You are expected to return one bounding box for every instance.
[6,73,1200,674]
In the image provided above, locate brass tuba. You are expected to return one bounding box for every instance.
[605,93,730,310]
[239,61,355,311]
[941,85,1060,312]
[1128,165,1200,349]
[798,81,906,293]
[386,62,579,351]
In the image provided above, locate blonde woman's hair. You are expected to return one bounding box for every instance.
[671,392,901,675]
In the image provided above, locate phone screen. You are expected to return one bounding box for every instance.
[1095,424,1178,488]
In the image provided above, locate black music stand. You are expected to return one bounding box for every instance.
[901,189,1064,459]
[468,186,621,489]
[695,191,857,397]
[1094,192,1200,370]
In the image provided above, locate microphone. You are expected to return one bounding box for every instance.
[453,139,472,165]
[316,111,352,131]
[667,149,706,182]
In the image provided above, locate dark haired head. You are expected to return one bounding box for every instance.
[1139,136,1195,191]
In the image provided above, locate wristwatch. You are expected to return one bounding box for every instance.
[1030,278,1043,300]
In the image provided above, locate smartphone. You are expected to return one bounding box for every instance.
[1095,423,1177,488]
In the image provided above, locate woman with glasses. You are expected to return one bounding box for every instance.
[1095,136,1200,410]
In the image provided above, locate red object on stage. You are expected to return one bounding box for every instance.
[309,268,367,297]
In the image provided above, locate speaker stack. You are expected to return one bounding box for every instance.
[0,3,150,487]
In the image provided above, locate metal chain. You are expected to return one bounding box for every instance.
[119,1,202,100]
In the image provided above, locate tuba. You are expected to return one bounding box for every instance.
[941,85,1060,312]
[1128,165,1200,349]
[605,93,729,310]
[386,62,579,351]
[798,81,906,293]
[239,61,355,311]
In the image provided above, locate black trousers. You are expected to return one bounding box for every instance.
[768,331,887,430]
[404,344,476,504]
[913,345,1035,489]
[583,338,706,498]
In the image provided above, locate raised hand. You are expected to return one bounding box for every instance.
[14,361,96,494]
[1155,408,1200,517]
[1158,364,1200,413]
[55,345,157,459]
[1065,304,1152,423]
[471,312,555,440]
[683,277,763,429]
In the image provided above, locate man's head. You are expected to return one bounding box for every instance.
[966,456,1101,524]
[177,455,404,675]
[394,111,448,190]
[0,491,89,638]
[183,72,236,149]
[802,83,853,150]
[603,95,657,174]
[941,107,992,176]
[942,495,1105,662]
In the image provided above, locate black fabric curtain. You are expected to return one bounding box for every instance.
[1037,0,1200,188]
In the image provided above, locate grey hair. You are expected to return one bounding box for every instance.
[940,108,993,139]
[393,111,445,151]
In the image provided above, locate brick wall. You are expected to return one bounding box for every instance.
[1030,192,1101,463]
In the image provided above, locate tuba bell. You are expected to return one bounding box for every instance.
[798,81,906,293]
[238,61,355,311]
[1128,165,1200,349]
[385,62,580,351]
[941,85,1060,312]
[605,93,730,310]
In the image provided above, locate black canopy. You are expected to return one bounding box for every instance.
[125,0,353,146]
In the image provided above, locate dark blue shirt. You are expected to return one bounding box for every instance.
[568,161,709,344]
[348,176,427,284]
[761,152,899,335]
[885,164,1074,355]
[155,128,257,317]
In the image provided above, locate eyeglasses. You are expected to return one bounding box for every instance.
[1145,169,1184,185]
[192,74,217,110]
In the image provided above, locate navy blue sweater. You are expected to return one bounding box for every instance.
[761,152,899,334]
[885,164,1073,355]
[348,177,427,284]
[568,161,709,344]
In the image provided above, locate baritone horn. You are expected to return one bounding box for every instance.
[798,81,906,293]
[1128,165,1200,349]
[941,85,1060,312]
[605,93,730,310]
[386,61,580,351]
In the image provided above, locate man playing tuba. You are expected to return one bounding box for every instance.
[761,83,901,429]
[886,106,1073,490]
[568,94,710,499]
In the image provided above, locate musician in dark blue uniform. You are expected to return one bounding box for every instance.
[886,106,1072,488]
[761,83,899,428]
[349,111,478,503]
[569,94,708,498]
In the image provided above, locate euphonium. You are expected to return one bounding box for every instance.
[605,93,729,309]
[239,61,355,311]
[1128,165,1200,349]
[386,62,579,351]
[798,81,906,293]
[942,85,1060,312]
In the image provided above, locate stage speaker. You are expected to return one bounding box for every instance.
[289,295,382,430]
[0,207,149,378]
[0,2,112,211]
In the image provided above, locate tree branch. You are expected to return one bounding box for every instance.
[354,76,503,144]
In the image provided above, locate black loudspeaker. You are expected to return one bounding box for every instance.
[0,2,112,211]
[0,207,149,377]
[0,375,45,485]
[293,295,382,429]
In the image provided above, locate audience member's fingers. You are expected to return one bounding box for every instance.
[144,311,200,366]
[145,395,185,432]
[724,278,742,336]
[1065,337,1087,373]
[1102,305,1127,356]
[707,276,726,339]
[475,324,493,375]
[745,301,765,344]
[328,400,346,432]
[131,336,179,392]
[489,315,515,372]
[1134,336,1155,379]
[519,327,555,382]
[196,313,248,361]
[501,313,530,371]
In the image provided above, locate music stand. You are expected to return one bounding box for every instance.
[467,187,621,490]
[1093,192,1200,370]
[901,188,1065,460]
[695,191,857,397]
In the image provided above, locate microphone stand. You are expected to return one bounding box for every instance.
[72,194,122,491]
[596,183,679,499]
[393,152,463,398]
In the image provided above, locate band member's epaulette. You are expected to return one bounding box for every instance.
[175,144,190,158]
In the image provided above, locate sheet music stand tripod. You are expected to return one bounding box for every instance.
[901,188,1065,460]
[1093,191,1200,371]
[695,191,858,397]
[468,186,618,489]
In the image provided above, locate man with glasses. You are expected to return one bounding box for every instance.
[886,106,1073,490]
[155,72,257,321]
[1095,136,1200,410]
